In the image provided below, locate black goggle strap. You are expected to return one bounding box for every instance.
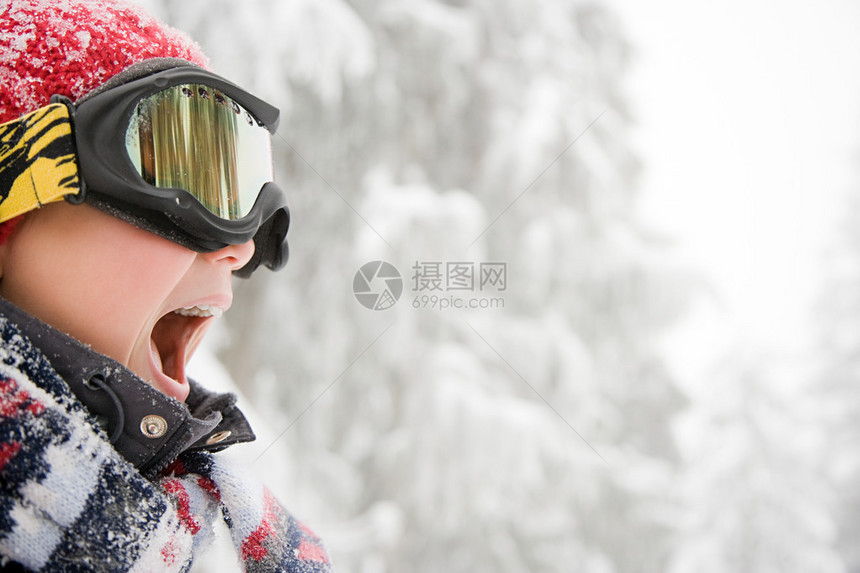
[0,103,83,224]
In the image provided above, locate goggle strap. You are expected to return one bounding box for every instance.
[0,103,83,224]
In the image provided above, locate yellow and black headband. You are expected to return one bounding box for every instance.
[0,103,81,223]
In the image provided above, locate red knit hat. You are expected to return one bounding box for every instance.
[0,0,209,124]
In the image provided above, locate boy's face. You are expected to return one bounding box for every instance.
[0,202,254,402]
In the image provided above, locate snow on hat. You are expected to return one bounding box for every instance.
[0,0,209,124]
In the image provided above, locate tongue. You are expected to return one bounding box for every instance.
[151,313,192,383]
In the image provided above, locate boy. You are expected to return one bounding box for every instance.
[0,1,331,571]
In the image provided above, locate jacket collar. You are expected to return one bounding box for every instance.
[0,296,256,477]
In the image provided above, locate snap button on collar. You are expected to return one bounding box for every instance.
[206,430,232,445]
[140,415,167,438]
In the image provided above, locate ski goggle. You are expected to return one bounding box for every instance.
[0,64,289,277]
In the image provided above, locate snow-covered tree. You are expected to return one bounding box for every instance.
[809,188,860,572]
[668,346,842,572]
[135,0,694,570]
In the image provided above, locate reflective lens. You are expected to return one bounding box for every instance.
[125,84,274,220]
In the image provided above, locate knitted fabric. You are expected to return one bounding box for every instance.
[0,315,332,572]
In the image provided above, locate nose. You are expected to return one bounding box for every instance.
[201,239,255,271]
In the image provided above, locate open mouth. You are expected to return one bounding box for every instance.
[149,304,222,395]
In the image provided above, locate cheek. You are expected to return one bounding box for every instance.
[88,230,195,305]
[76,234,196,328]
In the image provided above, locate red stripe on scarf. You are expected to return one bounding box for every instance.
[240,519,275,561]
[161,538,181,567]
[0,441,21,472]
[161,479,201,535]
[297,522,329,563]
[0,378,45,419]
[297,537,329,563]
[240,489,282,561]
[197,475,221,502]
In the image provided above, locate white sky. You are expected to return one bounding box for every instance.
[605,0,860,371]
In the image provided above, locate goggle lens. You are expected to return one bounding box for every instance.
[125,83,274,220]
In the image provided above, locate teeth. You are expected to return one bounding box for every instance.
[174,304,223,318]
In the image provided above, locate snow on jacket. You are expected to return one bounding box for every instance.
[0,297,331,572]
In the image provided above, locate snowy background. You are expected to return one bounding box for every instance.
[137,0,860,570]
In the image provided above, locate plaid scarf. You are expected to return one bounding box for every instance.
[0,315,332,572]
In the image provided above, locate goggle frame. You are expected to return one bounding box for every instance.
[66,65,289,275]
